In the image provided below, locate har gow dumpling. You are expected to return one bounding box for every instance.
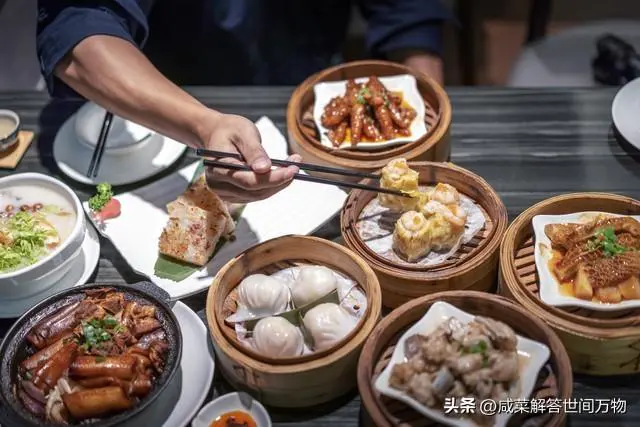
[237,274,289,316]
[252,316,304,358]
[291,266,337,308]
[302,303,356,351]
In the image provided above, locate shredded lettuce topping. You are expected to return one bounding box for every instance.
[88,183,113,212]
[0,211,56,272]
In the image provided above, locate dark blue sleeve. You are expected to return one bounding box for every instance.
[36,0,149,98]
[357,0,453,58]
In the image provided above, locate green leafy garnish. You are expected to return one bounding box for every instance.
[356,87,371,104]
[0,211,55,272]
[586,227,628,257]
[467,340,488,354]
[79,316,122,350]
[24,371,32,380]
[88,183,113,212]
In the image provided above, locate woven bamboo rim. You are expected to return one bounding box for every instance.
[341,162,507,303]
[358,291,573,427]
[287,60,452,171]
[499,193,640,375]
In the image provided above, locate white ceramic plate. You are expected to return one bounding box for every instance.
[612,77,640,150]
[53,111,187,186]
[191,392,271,427]
[83,117,348,300]
[533,211,640,311]
[374,301,550,427]
[313,74,427,150]
[0,224,100,318]
[161,302,215,427]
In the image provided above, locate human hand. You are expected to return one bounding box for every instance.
[200,113,300,203]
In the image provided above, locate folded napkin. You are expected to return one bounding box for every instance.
[85,117,348,299]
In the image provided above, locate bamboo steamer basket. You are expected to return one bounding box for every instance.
[358,291,573,427]
[341,161,508,308]
[499,193,640,375]
[287,60,451,182]
[206,235,382,408]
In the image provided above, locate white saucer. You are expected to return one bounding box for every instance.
[53,111,187,186]
[162,302,215,427]
[0,224,100,318]
[612,77,640,150]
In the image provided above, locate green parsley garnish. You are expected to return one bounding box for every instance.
[586,227,628,257]
[24,371,32,380]
[0,211,55,272]
[88,183,113,212]
[356,87,371,104]
[467,340,488,354]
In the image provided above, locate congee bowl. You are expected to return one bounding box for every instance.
[0,173,85,299]
[0,282,183,427]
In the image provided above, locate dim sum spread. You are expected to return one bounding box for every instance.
[356,158,486,267]
[14,288,170,424]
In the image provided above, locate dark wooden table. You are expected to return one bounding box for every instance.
[1,87,639,426]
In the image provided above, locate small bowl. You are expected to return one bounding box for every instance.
[74,102,154,156]
[0,173,85,299]
[0,110,21,152]
[192,392,272,427]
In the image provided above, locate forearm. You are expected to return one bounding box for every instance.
[55,35,215,148]
[389,49,444,84]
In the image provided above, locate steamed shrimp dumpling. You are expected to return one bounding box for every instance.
[291,266,337,308]
[392,211,432,262]
[237,274,289,316]
[430,183,461,206]
[378,158,422,212]
[302,303,356,351]
[252,316,304,358]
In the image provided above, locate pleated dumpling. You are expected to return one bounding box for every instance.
[291,266,337,308]
[429,183,461,206]
[421,200,465,250]
[237,274,289,316]
[252,316,304,358]
[378,158,422,212]
[302,303,356,351]
[392,211,432,262]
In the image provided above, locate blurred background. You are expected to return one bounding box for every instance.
[1,0,640,90]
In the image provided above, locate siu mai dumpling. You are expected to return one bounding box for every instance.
[378,158,422,212]
[158,175,235,266]
[393,211,432,262]
[429,183,461,206]
[422,201,465,251]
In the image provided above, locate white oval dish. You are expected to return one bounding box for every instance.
[192,392,271,427]
[0,173,85,299]
[612,76,640,151]
[74,102,153,155]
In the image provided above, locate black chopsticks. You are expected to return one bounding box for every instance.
[195,148,379,180]
[86,111,114,178]
[202,158,409,197]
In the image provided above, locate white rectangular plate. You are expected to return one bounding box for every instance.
[312,74,427,151]
[374,301,550,427]
[533,211,640,311]
[84,117,348,300]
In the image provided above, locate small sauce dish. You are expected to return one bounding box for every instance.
[192,392,271,427]
[0,110,21,152]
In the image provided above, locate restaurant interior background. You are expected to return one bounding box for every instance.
[1,0,640,89]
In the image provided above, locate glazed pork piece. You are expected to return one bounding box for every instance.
[320,76,419,146]
[545,216,640,302]
[389,316,520,426]
[16,288,169,424]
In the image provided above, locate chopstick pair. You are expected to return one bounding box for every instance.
[86,111,114,178]
[195,148,409,197]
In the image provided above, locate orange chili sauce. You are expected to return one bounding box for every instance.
[210,410,256,427]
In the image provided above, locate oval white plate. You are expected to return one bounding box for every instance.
[192,392,271,427]
[533,211,640,311]
[53,111,187,186]
[312,74,427,151]
[374,301,550,427]
[612,77,640,151]
[0,224,100,318]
